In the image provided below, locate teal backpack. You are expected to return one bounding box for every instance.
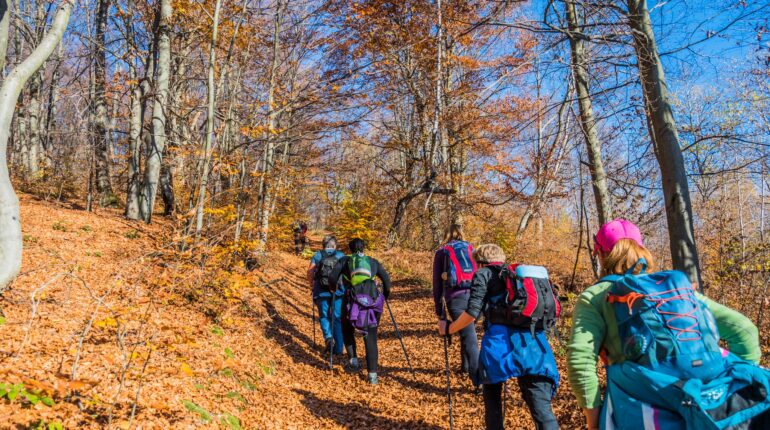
[599,259,770,430]
[603,259,725,380]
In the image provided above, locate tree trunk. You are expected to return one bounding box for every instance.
[93,0,114,206]
[0,0,9,73]
[0,0,72,292]
[139,0,172,223]
[42,43,62,169]
[256,0,283,252]
[124,20,142,218]
[627,0,702,286]
[159,152,174,216]
[125,0,154,219]
[26,72,41,176]
[565,0,612,226]
[193,0,222,240]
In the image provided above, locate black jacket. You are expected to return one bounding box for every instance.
[466,264,505,319]
[330,254,392,299]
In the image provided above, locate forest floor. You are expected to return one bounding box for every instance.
[0,195,583,429]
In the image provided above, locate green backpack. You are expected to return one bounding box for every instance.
[347,253,374,287]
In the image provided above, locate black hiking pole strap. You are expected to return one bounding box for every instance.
[443,334,454,430]
[385,298,416,379]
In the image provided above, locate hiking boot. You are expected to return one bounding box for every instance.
[345,358,360,373]
[367,373,378,385]
[324,338,333,353]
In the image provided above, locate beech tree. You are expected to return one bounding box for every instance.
[0,0,73,291]
[626,0,702,285]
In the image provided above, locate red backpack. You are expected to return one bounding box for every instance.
[486,264,561,335]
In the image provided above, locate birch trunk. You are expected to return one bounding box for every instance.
[565,0,612,226]
[194,0,222,239]
[139,0,172,223]
[0,0,72,292]
[627,0,702,285]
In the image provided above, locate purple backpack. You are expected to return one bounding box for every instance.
[348,291,384,334]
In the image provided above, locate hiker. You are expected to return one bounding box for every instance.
[307,235,345,356]
[567,219,770,430]
[438,244,560,430]
[329,238,392,385]
[433,224,479,383]
[293,221,308,255]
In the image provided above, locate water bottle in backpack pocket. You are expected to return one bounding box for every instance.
[486,264,561,335]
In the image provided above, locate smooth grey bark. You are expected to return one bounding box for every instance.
[26,72,41,175]
[124,0,143,219]
[256,0,283,252]
[139,0,171,223]
[627,0,702,286]
[42,43,63,167]
[193,0,222,240]
[93,0,114,206]
[0,0,9,74]
[0,0,72,292]
[565,0,612,226]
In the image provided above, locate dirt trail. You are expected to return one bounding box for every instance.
[246,246,581,429]
[0,198,582,429]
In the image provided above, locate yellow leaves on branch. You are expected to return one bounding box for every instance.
[335,192,379,247]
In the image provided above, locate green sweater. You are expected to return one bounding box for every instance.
[566,281,761,409]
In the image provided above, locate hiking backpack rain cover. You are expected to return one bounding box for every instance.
[346,254,383,334]
[315,250,340,292]
[442,241,477,290]
[600,259,770,430]
[488,264,561,334]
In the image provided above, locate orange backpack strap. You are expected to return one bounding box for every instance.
[607,291,645,314]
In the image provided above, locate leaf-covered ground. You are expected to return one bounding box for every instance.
[0,196,586,428]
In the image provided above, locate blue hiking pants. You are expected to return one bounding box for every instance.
[315,293,343,354]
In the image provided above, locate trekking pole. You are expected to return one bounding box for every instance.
[440,294,454,430]
[443,332,454,430]
[502,381,507,425]
[384,298,416,378]
[312,297,317,347]
[329,296,335,371]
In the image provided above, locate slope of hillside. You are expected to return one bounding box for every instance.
[0,196,587,429]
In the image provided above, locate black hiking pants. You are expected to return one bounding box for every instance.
[483,375,558,430]
[341,294,380,373]
[447,291,479,384]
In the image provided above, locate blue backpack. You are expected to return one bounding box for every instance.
[600,259,770,429]
[603,259,725,380]
[442,241,477,290]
